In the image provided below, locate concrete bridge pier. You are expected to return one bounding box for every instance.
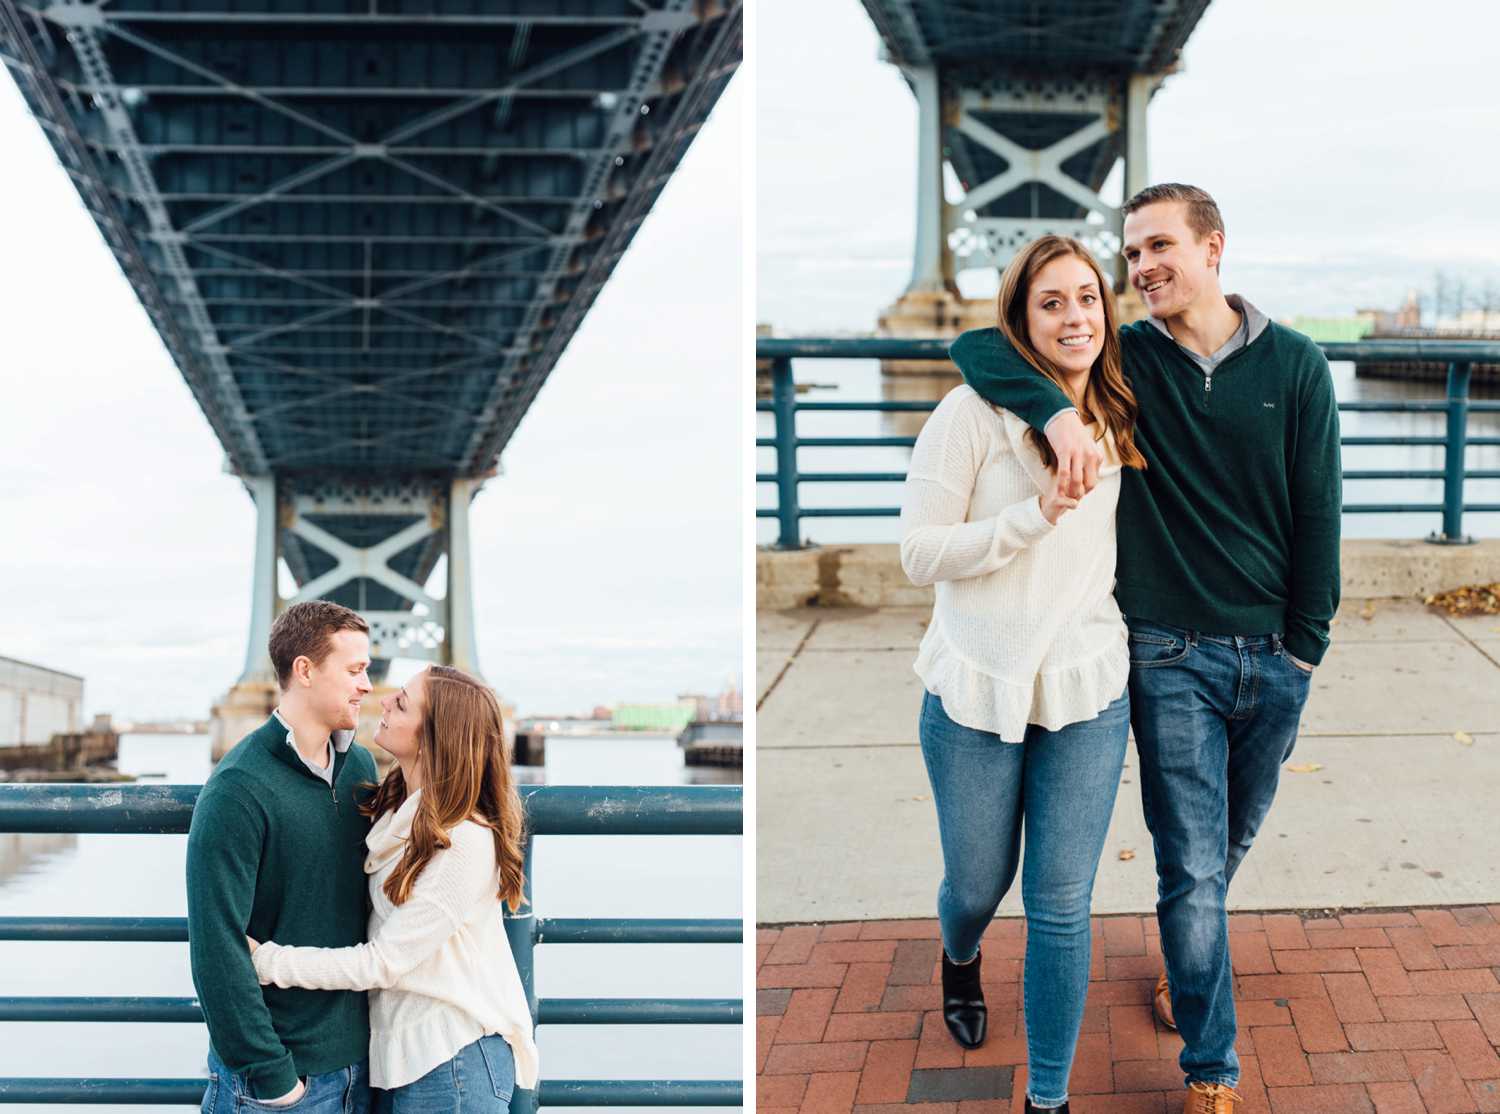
[878,64,1169,369]
[211,476,493,762]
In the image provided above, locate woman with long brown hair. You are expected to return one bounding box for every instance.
[247,665,537,1113]
[899,236,1146,1114]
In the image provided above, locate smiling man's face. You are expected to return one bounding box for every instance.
[1123,200,1224,321]
[301,628,372,732]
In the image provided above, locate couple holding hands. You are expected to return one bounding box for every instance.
[901,183,1342,1114]
[185,600,536,1114]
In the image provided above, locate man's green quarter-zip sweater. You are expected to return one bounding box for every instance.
[949,316,1341,665]
[186,715,378,1098]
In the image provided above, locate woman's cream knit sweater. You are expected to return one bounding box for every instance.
[252,790,539,1091]
[900,385,1128,741]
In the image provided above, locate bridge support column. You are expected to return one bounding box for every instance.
[212,477,495,762]
[446,477,483,677]
[908,66,951,296]
[240,475,279,685]
[878,67,992,374]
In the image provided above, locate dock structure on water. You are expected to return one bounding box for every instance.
[1357,330,1500,386]
[677,720,743,768]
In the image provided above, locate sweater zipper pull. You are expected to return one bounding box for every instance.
[1204,372,1213,393]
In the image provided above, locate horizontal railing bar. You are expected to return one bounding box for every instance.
[534,918,741,945]
[757,470,1500,486]
[538,998,741,1025]
[0,996,741,1025]
[0,998,200,1023]
[758,337,1500,362]
[756,473,908,484]
[1341,436,1447,446]
[0,917,187,942]
[542,1080,742,1106]
[796,437,916,448]
[795,401,939,411]
[764,504,1500,521]
[0,785,741,837]
[0,1079,743,1106]
[758,399,1500,415]
[0,916,742,946]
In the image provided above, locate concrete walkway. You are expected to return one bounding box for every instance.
[757,598,1500,926]
[757,907,1500,1113]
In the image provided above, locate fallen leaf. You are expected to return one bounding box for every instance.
[1287,762,1325,773]
[1455,731,1474,746]
[1118,849,1136,861]
[1359,602,1376,620]
[1425,582,1500,616]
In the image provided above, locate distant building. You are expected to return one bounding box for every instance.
[678,693,716,721]
[716,680,743,720]
[612,702,697,732]
[1286,316,1374,343]
[0,656,83,747]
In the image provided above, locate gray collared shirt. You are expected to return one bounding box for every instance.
[1146,293,1270,376]
[272,708,354,788]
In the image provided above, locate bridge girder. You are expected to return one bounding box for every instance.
[860,0,1208,286]
[1,0,739,682]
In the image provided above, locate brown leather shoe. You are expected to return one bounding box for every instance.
[1153,970,1177,1030]
[1183,1082,1241,1113]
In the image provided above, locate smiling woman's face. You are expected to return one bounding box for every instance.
[1025,253,1105,378]
[374,669,427,762]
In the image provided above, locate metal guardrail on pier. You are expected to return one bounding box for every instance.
[756,338,1500,548]
[0,784,742,1108]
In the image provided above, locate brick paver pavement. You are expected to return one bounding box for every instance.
[756,907,1500,1113]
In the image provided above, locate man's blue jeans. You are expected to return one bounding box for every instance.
[203,1048,371,1114]
[1127,618,1312,1089]
[919,688,1129,1109]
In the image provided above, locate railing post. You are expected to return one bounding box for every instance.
[771,357,803,548]
[1428,361,1474,545]
[505,838,538,1114]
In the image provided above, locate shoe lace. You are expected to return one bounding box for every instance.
[1187,1082,1241,1113]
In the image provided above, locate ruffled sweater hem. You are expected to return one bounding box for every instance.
[914,626,1129,742]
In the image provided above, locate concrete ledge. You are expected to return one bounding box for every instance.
[757,539,1500,610]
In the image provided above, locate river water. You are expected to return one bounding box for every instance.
[756,359,1500,545]
[0,733,741,1114]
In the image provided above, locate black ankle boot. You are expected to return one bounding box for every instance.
[940,949,986,1048]
[1024,1102,1070,1113]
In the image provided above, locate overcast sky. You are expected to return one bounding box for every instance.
[757,0,1500,334]
[0,67,742,721]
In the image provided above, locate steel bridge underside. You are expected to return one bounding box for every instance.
[860,0,1209,247]
[0,0,739,619]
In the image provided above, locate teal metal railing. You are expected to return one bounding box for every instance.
[0,783,742,1108]
[756,337,1500,548]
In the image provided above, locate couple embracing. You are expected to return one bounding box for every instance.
[185,600,538,1113]
[901,184,1342,1114]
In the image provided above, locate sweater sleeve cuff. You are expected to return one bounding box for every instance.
[240,1052,299,1101]
[251,942,276,985]
[1015,494,1056,540]
[1283,628,1327,667]
[1041,407,1079,432]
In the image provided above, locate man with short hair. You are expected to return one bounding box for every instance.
[187,600,378,1111]
[949,183,1341,1114]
